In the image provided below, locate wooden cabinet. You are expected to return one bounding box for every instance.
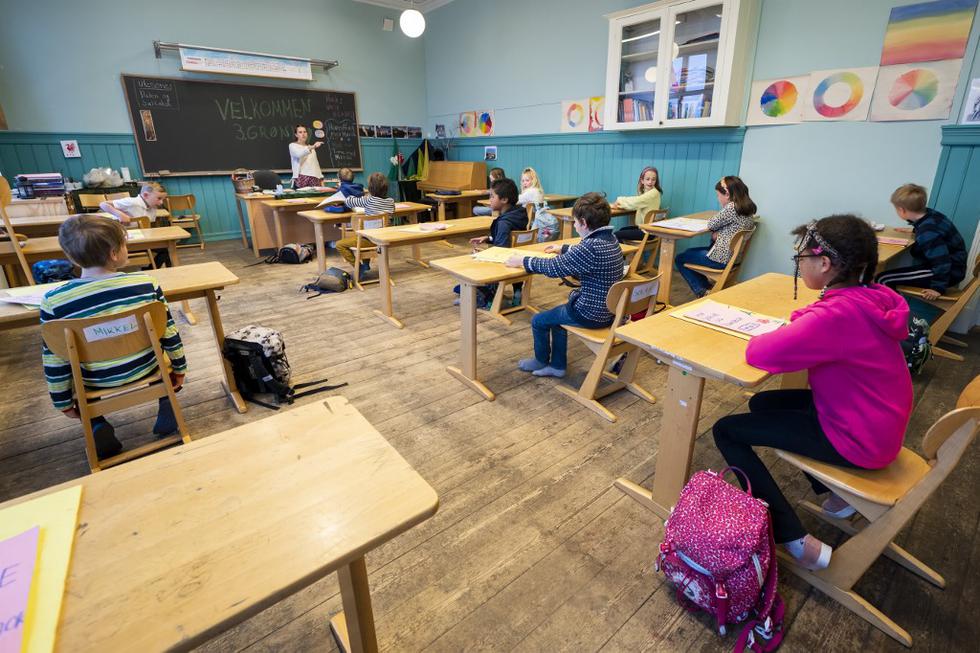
[604,0,759,130]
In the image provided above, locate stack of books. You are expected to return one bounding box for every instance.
[15,173,65,199]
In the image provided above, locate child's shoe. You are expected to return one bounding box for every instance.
[518,358,546,372]
[821,492,856,519]
[153,397,178,437]
[781,534,832,571]
[532,366,566,378]
[92,419,123,459]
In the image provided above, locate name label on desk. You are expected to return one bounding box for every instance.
[84,315,140,342]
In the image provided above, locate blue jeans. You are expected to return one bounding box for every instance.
[675,246,725,296]
[473,205,492,216]
[531,303,607,371]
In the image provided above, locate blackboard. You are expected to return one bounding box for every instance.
[121,75,362,176]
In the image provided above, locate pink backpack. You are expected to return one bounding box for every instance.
[655,467,785,652]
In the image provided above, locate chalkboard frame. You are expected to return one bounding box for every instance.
[121,74,363,177]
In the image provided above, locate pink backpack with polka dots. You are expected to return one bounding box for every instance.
[655,467,785,652]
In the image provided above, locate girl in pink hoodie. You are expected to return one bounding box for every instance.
[713,215,913,571]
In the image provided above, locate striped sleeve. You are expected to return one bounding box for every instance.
[523,244,589,279]
[154,282,187,374]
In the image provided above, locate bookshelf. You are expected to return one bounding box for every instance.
[603,0,759,130]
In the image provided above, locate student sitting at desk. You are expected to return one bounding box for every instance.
[458,177,529,307]
[473,167,506,216]
[712,215,912,571]
[40,215,187,460]
[337,167,364,198]
[612,166,662,243]
[504,192,624,378]
[99,182,172,268]
[336,172,396,277]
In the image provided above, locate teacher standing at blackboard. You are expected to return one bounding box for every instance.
[289,124,324,189]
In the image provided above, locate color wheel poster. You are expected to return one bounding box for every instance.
[746,76,809,125]
[561,99,589,133]
[803,67,879,122]
[870,59,962,121]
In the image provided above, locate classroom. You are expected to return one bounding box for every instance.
[1,0,979,651]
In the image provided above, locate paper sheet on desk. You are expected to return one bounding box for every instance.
[126,229,145,240]
[395,203,412,209]
[0,281,68,307]
[316,191,346,208]
[672,299,785,340]
[472,247,556,263]
[655,217,709,232]
[400,223,448,232]
[877,236,911,245]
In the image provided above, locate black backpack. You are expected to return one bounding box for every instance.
[246,243,315,266]
[902,314,933,375]
[300,267,353,298]
[222,325,346,409]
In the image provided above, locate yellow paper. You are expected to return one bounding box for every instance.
[0,486,83,653]
[472,247,556,263]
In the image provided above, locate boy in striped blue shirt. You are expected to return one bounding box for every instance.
[505,192,624,378]
[40,215,187,459]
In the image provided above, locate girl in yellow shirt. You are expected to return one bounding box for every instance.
[613,166,662,242]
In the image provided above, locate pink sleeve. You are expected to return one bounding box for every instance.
[745,308,839,373]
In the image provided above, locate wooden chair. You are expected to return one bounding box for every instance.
[342,213,391,291]
[104,192,129,201]
[772,375,980,647]
[164,194,206,250]
[623,208,667,277]
[41,302,192,473]
[488,228,540,326]
[557,275,661,422]
[898,254,980,362]
[78,193,108,212]
[0,175,35,286]
[682,224,757,295]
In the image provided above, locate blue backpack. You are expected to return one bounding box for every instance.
[32,259,74,284]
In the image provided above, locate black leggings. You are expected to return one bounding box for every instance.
[712,389,861,543]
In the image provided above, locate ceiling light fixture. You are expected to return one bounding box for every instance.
[400,2,425,38]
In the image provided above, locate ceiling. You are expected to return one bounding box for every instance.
[352,0,455,12]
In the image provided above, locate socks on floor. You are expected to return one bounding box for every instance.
[532,366,566,378]
[518,358,547,372]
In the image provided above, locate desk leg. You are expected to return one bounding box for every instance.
[615,365,703,520]
[437,202,446,222]
[446,282,495,401]
[234,198,249,249]
[168,243,197,325]
[330,556,379,653]
[372,245,404,329]
[314,222,327,274]
[459,199,474,218]
[657,238,677,307]
[205,289,247,414]
[273,208,285,250]
[561,219,572,240]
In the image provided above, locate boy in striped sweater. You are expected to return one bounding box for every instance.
[505,192,624,378]
[40,215,187,459]
[336,172,396,277]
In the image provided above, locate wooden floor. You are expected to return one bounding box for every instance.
[1,238,978,652]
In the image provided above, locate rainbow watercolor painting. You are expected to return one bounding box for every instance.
[870,59,962,121]
[477,110,494,135]
[880,0,977,65]
[803,67,878,122]
[746,76,809,125]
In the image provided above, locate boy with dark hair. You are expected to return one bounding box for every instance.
[877,183,967,300]
[474,167,506,216]
[41,215,187,460]
[504,192,624,377]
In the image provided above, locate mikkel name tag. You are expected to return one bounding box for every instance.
[83,315,140,342]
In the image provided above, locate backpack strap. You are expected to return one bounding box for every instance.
[734,517,784,653]
[290,378,348,401]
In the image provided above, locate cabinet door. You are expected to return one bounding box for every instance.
[660,0,730,126]
[605,10,669,129]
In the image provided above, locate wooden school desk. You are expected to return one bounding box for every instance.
[548,205,635,239]
[357,216,494,328]
[0,261,247,413]
[432,238,638,401]
[236,191,331,255]
[876,227,913,272]
[297,202,434,274]
[639,210,715,306]
[0,397,438,653]
[611,272,820,519]
[426,189,489,222]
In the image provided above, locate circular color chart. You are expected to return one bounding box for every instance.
[888,69,939,110]
[760,80,799,117]
[478,111,493,134]
[812,72,864,118]
[460,113,476,136]
[566,103,586,128]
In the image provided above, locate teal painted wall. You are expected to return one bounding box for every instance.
[0,0,427,132]
[0,133,419,241]
[738,0,980,279]
[932,126,980,238]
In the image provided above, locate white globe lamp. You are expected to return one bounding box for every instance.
[400,9,426,38]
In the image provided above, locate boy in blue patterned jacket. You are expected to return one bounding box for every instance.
[877,183,966,300]
[505,192,624,378]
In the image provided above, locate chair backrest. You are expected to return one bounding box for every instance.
[41,302,169,364]
[956,374,980,409]
[509,228,538,247]
[78,193,108,209]
[253,170,281,190]
[0,175,36,284]
[638,208,669,225]
[0,174,11,208]
[625,231,661,277]
[353,213,391,232]
[165,194,196,214]
[928,264,980,345]
[105,192,130,201]
[708,225,757,293]
[605,275,662,322]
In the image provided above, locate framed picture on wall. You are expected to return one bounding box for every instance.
[962,78,980,124]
